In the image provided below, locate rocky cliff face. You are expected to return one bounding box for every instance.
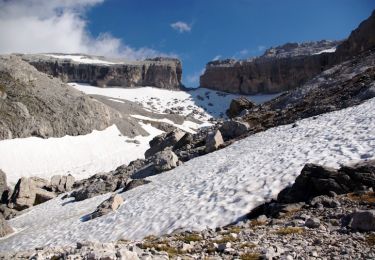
[200,10,375,94]
[21,55,182,90]
[0,55,122,140]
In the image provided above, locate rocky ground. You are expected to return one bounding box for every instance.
[1,161,374,260]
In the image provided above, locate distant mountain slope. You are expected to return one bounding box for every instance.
[0,55,121,140]
[200,10,375,94]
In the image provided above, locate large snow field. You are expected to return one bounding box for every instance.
[70,83,279,121]
[1,98,374,252]
[0,124,163,186]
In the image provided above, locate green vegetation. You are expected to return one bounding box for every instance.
[240,252,262,260]
[275,227,304,236]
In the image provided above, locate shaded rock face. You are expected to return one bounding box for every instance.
[200,11,375,94]
[349,210,375,232]
[0,170,9,204]
[22,55,182,90]
[0,55,120,140]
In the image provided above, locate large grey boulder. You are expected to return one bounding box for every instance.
[205,130,224,153]
[154,150,179,173]
[50,175,75,192]
[0,214,13,237]
[145,129,185,158]
[87,194,124,220]
[349,210,375,232]
[219,120,250,140]
[9,177,56,210]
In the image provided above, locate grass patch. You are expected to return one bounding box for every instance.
[250,219,267,227]
[239,242,257,249]
[139,242,180,257]
[275,227,304,236]
[348,192,375,204]
[240,252,262,260]
[179,233,202,243]
[227,226,242,233]
[366,234,375,246]
[212,234,239,244]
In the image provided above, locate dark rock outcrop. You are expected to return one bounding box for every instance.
[226,96,255,118]
[145,129,185,158]
[200,10,375,94]
[0,55,121,140]
[85,194,123,221]
[21,55,182,90]
[278,160,375,203]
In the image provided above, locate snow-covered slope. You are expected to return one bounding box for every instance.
[2,98,374,252]
[0,124,163,186]
[71,83,279,121]
[44,54,122,65]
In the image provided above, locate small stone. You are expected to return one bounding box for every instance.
[305,218,320,228]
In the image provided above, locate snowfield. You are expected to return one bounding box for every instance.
[70,83,279,121]
[44,54,122,65]
[1,98,375,252]
[0,124,163,186]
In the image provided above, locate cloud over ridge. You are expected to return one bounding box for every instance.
[0,0,171,60]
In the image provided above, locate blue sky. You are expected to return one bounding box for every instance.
[85,0,375,87]
[0,0,374,87]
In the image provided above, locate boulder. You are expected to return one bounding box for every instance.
[122,179,151,193]
[173,133,194,150]
[349,210,375,232]
[9,177,36,210]
[88,194,124,220]
[226,97,256,118]
[0,214,13,237]
[305,217,320,228]
[205,130,224,153]
[154,150,179,173]
[219,120,250,140]
[9,177,56,210]
[50,175,75,192]
[145,129,185,158]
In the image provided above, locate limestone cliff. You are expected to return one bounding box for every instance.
[21,55,182,90]
[200,10,375,94]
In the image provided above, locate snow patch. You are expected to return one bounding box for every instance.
[70,83,279,122]
[0,124,163,186]
[44,54,122,65]
[1,98,375,252]
[314,47,336,55]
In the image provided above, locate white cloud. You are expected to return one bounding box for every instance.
[0,0,173,60]
[170,21,191,33]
